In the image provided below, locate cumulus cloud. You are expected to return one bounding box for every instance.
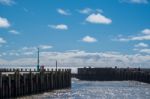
[78,8,93,14]
[86,13,112,24]
[0,0,15,5]
[9,52,19,56]
[78,8,103,14]
[39,45,53,50]
[139,49,150,54]
[0,50,150,68]
[134,42,148,47]
[0,45,53,56]
[142,29,150,35]
[0,17,10,28]
[48,24,68,30]
[57,8,71,15]
[0,37,6,44]
[121,0,148,4]
[82,36,97,43]
[9,30,20,35]
[116,28,150,41]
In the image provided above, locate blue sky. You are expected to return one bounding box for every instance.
[0,0,150,67]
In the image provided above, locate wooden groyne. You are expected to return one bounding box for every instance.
[0,68,71,99]
[76,67,150,84]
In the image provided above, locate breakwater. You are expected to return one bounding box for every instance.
[0,68,71,99]
[76,67,150,84]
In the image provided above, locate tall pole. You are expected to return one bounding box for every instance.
[37,48,40,71]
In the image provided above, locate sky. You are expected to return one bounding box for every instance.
[0,0,150,68]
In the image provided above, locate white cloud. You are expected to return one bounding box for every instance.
[78,8,93,14]
[1,50,150,68]
[139,49,150,54]
[132,35,150,40]
[57,8,71,16]
[0,37,6,44]
[0,17,10,28]
[78,8,103,14]
[9,30,20,35]
[117,28,150,41]
[86,13,112,24]
[9,52,19,56]
[82,36,97,43]
[9,46,37,56]
[48,24,68,30]
[23,52,34,56]
[2,45,53,57]
[121,0,148,4]
[96,9,103,13]
[0,0,15,5]
[142,28,150,35]
[39,45,53,50]
[134,42,148,47]
[21,46,37,52]
[1,52,6,56]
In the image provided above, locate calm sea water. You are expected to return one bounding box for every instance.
[20,79,150,99]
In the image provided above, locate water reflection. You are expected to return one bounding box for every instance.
[19,79,150,99]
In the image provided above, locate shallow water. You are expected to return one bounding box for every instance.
[20,79,150,99]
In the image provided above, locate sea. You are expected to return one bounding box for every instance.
[19,78,150,99]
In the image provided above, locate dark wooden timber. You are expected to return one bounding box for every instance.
[0,68,71,99]
[75,67,150,84]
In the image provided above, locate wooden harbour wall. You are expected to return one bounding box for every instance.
[76,67,150,84]
[0,68,71,99]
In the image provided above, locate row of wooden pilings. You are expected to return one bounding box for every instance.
[77,67,150,84]
[0,68,71,99]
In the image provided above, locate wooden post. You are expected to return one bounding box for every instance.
[46,73,49,91]
[35,73,39,93]
[0,68,72,98]
[0,72,2,98]
[29,70,33,94]
[2,75,6,98]
[8,74,12,98]
[51,70,54,90]
[15,69,20,97]
[40,69,44,92]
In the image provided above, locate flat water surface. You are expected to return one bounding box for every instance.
[20,79,150,99]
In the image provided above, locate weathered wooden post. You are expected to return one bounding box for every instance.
[14,69,20,97]
[47,72,50,90]
[19,74,23,96]
[29,70,33,94]
[35,73,39,93]
[62,69,65,88]
[69,69,71,88]
[0,72,2,98]
[51,69,54,90]
[53,70,56,90]
[45,72,48,91]
[49,70,53,90]
[40,68,44,92]
[8,74,12,98]
[2,75,7,98]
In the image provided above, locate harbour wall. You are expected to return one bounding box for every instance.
[0,68,71,99]
[76,67,150,84]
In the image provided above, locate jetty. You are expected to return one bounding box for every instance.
[75,67,150,84]
[0,68,71,99]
